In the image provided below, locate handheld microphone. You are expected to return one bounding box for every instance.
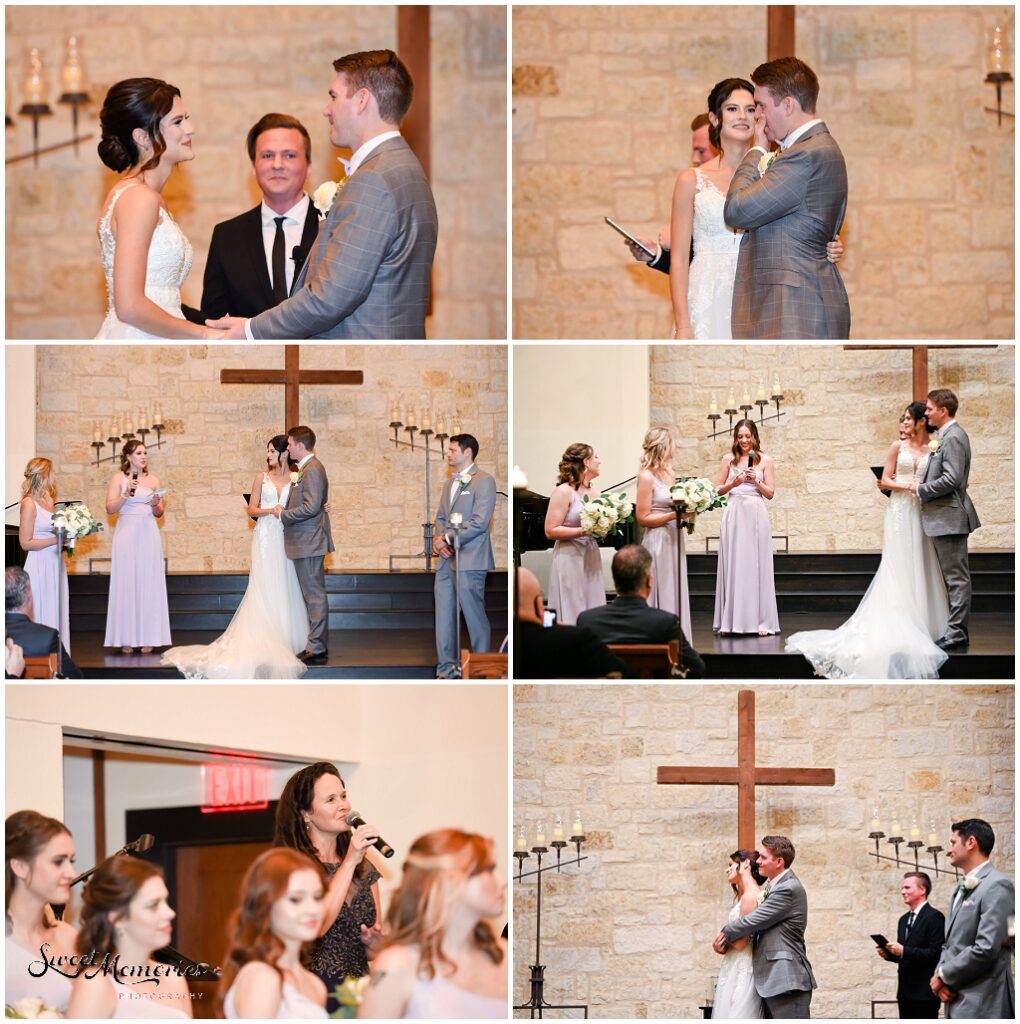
[129,469,139,496]
[346,811,394,858]
[124,832,155,854]
[746,450,755,474]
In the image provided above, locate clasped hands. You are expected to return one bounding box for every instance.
[929,973,957,1004]
[204,315,248,339]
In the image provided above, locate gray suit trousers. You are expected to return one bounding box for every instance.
[765,990,812,1019]
[932,534,971,642]
[435,558,490,675]
[293,555,328,654]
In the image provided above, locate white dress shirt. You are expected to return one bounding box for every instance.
[347,130,402,176]
[261,193,310,297]
[780,117,823,150]
[297,453,315,471]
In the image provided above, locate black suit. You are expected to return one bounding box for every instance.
[517,621,634,679]
[885,902,944,1018]
[5,612,82,678]
[576,595,706,677]
[183,200,320,322]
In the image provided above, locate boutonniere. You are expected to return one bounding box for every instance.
[456,471,472,493]
[928,438,943,455]
[312,177,347,219]
[958,873,980,896]
[757,149,779,176]
[290,471,302,485]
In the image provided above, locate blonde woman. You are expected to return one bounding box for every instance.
[18,458,69,651]
[359,829,507,1019]
[635,428,692,642]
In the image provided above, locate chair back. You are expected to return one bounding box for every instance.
[607,641,679,679]
[21,653,58,679]
[462,651,508,679]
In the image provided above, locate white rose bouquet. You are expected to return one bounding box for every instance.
[5,995,63,1018]
[579,492,634,541]
[669,477,726,534]
[50,503,103,552]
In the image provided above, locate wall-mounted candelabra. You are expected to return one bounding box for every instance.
[984,24,1014,125]
[514,815,591,1019]
[91,407,168,466]
[386,404,461,572]
[707,376,786,439]
[865,815,960,880]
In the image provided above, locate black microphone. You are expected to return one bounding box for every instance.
[129,469,139,496]
[346,811,394,858]
[746,450,755,475]
[291,245,307,270]
[70,833,157,886]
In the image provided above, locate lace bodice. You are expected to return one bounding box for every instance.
[98,181,193,315]
[259,476,293,534]
[893,442,930,485]
[693,169,743,256]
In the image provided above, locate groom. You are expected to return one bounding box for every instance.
[713,835,817,1018]
[274,425,333,663]
[911,388,980,651]
[212,50,438,339]
[724,57,850,339]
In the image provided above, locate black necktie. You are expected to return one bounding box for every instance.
[272,216,287,303]
[906,910,915,935]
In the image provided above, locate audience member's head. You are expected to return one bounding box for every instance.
[516,568,545,625]
[246,112,312,210]
[690,112,718,165]
[5,567,33,616]
[611,545,654,599]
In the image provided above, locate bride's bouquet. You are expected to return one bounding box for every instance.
[5,996,63,1018]
[670,477,726,534]
[579,492,634,541]
[51,503,103,552]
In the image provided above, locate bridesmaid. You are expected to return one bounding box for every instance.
[5,811,78,1015]
[636,427,692,642]
[104,439,171,653]
[713,420,780,636]
[544,443,605,625]
[18,458,70,651]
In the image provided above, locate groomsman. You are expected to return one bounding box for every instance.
[876,872,944,1018]
[932,818,1014,1018]
[434,434,496,678]
[184,113,320,322]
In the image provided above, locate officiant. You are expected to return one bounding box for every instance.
[183,113,320,323]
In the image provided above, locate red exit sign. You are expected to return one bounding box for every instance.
[202,763,269,813]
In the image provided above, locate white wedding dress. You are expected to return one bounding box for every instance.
[786,443,950,679]
[162,476,309,679]
[712,902,764,1019]
[95,180,193,339]
[688,167,743,340]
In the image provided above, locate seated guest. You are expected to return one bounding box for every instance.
[5,567,82,678]
[516,568,632,679]
[184,113,320,323]
[576,546,706,677]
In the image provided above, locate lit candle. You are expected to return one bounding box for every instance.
[742,386,751,405]
[154,404,163,424]
[988,24,1007,73]
[125,419,134,434]
[928,829,939,847]
[516,827,527,852]
[406,408,416,428]
[910,823,921,841]
[535,822,546,847]
[389,401,399,423]
[572,812,583,836]
[421,412,432,431]
[436,415,446,435]
[870,814,881,834]
[772,374,781,396]
[110,416,120,438]
[450,512,463,527]
[512,465,529,489]
[891,819,902,837]
[23,48,46,106]
[727,387,736,408]
[756,380,765,401]
[452,416,462,434]
[553,816,564,841]
[93,428,102,443]
[61,36,84,93]
[709,397,718,415]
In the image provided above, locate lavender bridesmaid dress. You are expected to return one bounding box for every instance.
[104,486,172,648]
[713,462,780,635]
[24,502,70,652]
[546,490,605,625]
[641,476,692,642]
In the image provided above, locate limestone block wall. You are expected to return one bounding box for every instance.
[512,4,1014,339]
[28,344,508,572]
[647,344,1013,550]
[5,4,507,339]
[513,683,1015,1019]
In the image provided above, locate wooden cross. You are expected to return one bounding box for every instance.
[220,345,363,431]
[398,5,431,178]
[656,690,835,851]
[767,5,795,60]
[843,345,998,401]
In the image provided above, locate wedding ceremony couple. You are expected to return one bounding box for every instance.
[162,429,496,680]
[94,49,438,341]
[786,388,980,679]
[631,57,849,340]
[709,821,1013,1019]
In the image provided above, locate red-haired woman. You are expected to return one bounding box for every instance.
[219,848,328,1018]
[5,811,78,1014]
[66,856,190,1018]
[359,829,507,1019]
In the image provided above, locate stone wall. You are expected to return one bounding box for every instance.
[648,344,1013,550]
[513,683,1015,1019]
[28,343,508,572]
[512,4,1014,339]
[5,4,506,339]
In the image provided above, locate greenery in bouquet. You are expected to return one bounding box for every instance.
[51,503,103,552]
[669,477,726,534]
[579,492,634,541]
[5,996,63,1018]
[329,975,369,1018]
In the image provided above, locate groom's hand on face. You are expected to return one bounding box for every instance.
[753,110,770,151]
[205,315,248,340]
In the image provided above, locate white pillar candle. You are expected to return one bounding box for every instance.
[709,398,718,415]
[553,816,564,841]
[511,465,528,489]
[535,823,546,846]
[572,813,583,836]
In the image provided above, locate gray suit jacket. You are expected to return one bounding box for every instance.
[250,137,438,339]
[280,456,335,559]
[435,465,496,571]
[721,870,817,998]
[937,863,1014,1019]
[917,422,981,536]
[725,122,850,339]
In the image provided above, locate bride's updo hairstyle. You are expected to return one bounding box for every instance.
[98,77,181,174]
[706,77,755,151]
[729,848,766,892]
[77,855,163,957]
[640,427,674,472]
[268,434,289,466]
[119,438,145,474]
[556,443,593,488]
[903,400,936,435]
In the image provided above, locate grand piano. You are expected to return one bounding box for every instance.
[513,488,637,565]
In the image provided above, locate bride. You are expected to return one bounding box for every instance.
[786,402,950,679]
[713,851,765,1019]
[163,436,310,679]
[670,78,842,340]
[95,77,225,339]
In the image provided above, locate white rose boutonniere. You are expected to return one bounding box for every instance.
[457,470,472,493]
[312,178,346,219]
[757,150,779,176]
[928,438,943,455]
[290,471,301,485]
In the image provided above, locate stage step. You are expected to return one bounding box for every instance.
[68,571,508,633]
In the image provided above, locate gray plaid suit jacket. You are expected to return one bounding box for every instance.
[280,456,335,558]
[435,466,496,571]
[249,136,438,339]
[725,122,850,339]
[917,422,981,536]
[720,870,817,999]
